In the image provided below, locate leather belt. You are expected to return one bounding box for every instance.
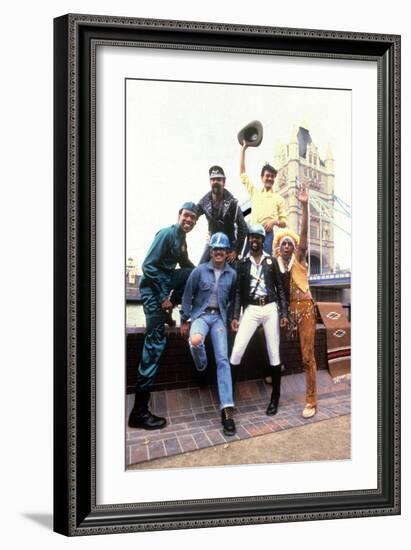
[204,307,220,314]
[248,296,275,306]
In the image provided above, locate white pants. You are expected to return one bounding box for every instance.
[230,302,280,366]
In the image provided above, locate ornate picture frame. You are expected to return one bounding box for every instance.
[53,14,400,535]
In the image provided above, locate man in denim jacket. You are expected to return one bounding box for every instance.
[180,232,237,435]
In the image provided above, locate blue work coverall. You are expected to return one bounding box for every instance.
[137,224,194,390]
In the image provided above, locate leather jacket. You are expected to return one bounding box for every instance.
[233,255,288,320]
[196,189,247,255]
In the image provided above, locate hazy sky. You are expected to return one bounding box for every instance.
[126,78,351,270]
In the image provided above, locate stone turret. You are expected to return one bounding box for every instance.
[273,125,336,274]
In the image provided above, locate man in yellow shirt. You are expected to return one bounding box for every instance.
[240,141,287,254]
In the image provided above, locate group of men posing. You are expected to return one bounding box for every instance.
[128,142,318,436]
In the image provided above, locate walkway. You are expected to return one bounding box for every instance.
[126,370,351,467]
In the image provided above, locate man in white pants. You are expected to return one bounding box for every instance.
[230,224,288,415]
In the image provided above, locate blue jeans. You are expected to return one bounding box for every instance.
[189,313,234,409]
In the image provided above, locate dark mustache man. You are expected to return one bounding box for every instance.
[196,165,247,264]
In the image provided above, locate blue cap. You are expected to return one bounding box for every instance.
[209,232,231,249]
[180,202,198,215]
[248,223,266,238]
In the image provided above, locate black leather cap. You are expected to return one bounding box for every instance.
[237,120,263,147]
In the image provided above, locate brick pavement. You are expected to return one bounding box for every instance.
[126,370,351,467]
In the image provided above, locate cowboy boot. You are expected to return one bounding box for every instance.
[266,365,282,416]
[230,364,238,400]
[128,390,167,430]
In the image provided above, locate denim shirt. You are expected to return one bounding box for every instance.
[181,260,237,325]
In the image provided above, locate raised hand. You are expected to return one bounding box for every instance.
[297,184,309,203]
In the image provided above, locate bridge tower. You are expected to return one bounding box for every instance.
[274,122,336,274]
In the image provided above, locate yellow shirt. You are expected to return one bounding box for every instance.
[241,173,287,226]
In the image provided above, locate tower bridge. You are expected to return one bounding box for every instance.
[241,122,351,313]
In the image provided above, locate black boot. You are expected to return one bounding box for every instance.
[230,364,238,400]
[221,406,236,436]
[128,390,167,430]
[266,365,282,416]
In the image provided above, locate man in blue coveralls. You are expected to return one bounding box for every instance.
[180,232,237,436]
[128,202,198,430]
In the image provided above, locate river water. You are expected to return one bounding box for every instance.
[126,304,181,328]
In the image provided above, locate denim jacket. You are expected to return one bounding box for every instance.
[180,260,237,325]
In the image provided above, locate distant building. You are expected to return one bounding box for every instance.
[274,123,335,274]
[126,257,141,301]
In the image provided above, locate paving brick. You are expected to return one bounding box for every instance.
[199,387,213,407]
[165,390,180,412]
[246,424,265,437]
[266,420,284,432]
[287,416,305,427]
[129,443,149,464]
[237,404,260,414]
[169,414,196,424]
[234,425,253,439]
[256,422,273,435]
[277,418,291,428]
[177,426,208,437]
[164,437,182,457]
[188,388,202,410]
[176,389,192,410]
[209,389,221,407]
[178,435,198,452]
[247,381,262,401]
[195,411,220,421]
[151,390,167,414]
[255,379,271,399]
[237,381,254,401]
[155,422,187,434]
[187,418,215,428]
[193,432,212,449]
[148,441,166,460]
[205,429,226,445]
[126,373,351,467]
[134,431,177,444]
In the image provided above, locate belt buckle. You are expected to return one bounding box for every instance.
[259,296,265,306]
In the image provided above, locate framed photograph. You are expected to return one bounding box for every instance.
[53,14,400,536]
